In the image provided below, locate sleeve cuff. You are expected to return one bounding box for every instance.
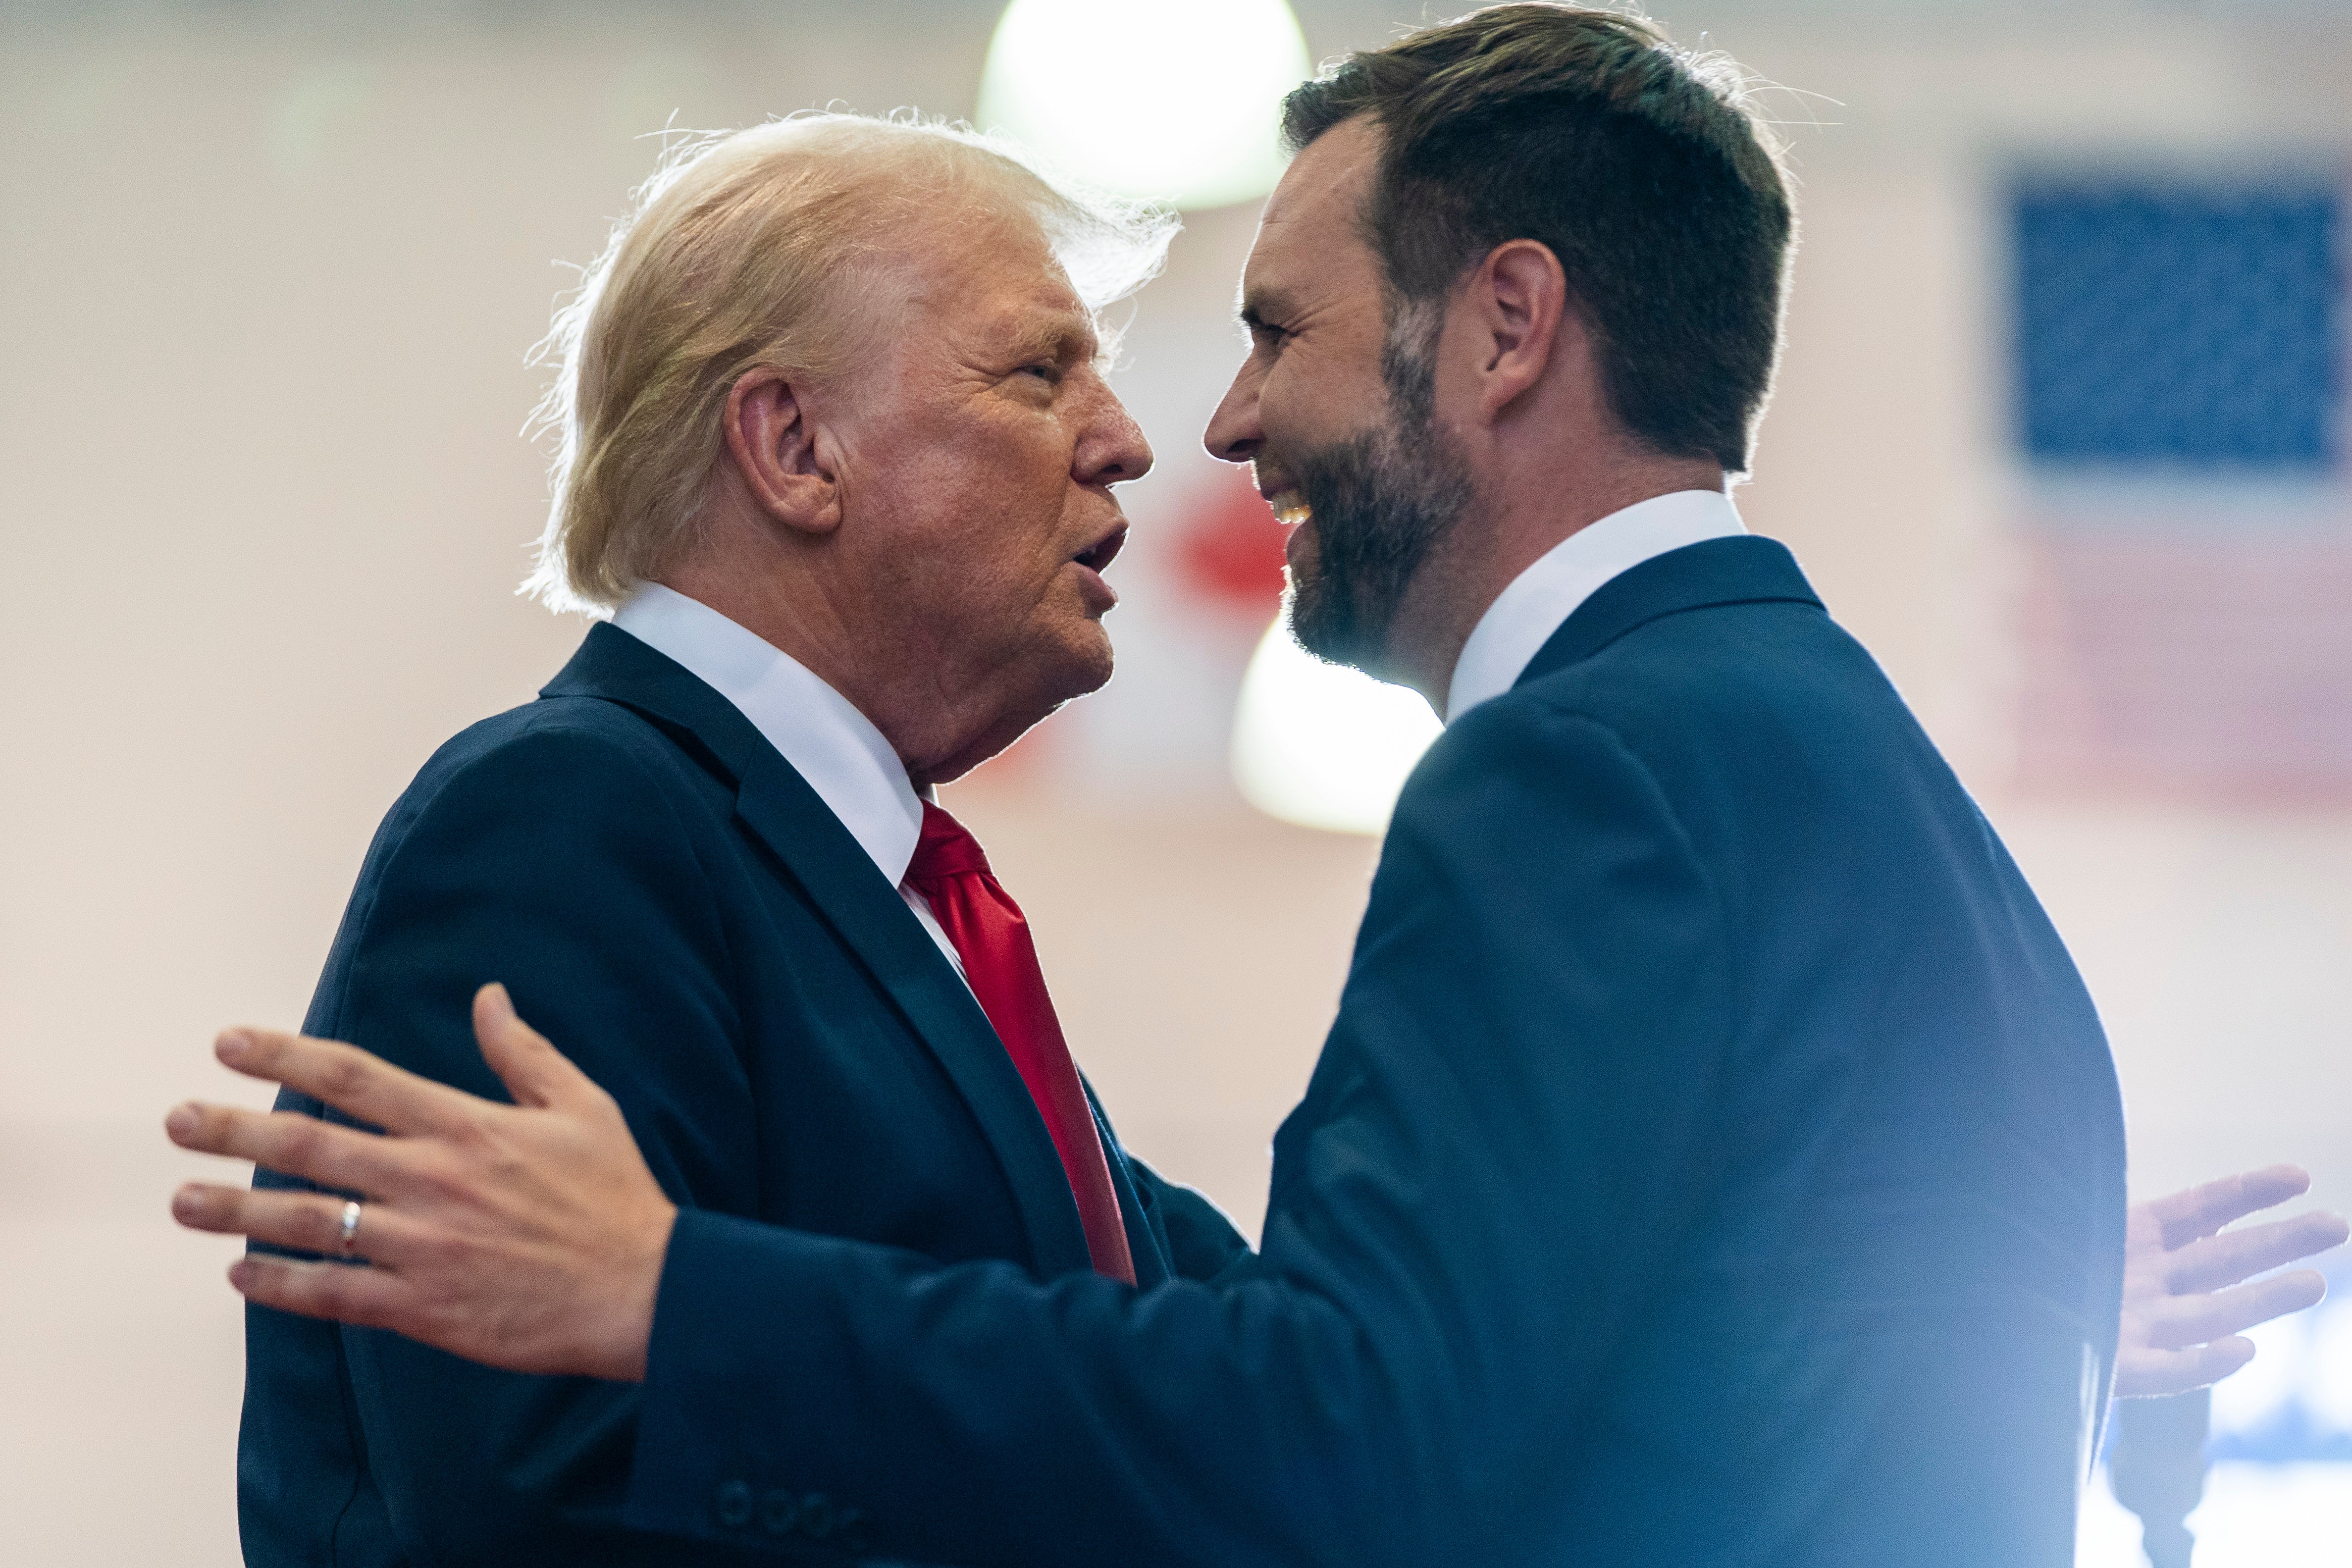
[623,1208,870,1561]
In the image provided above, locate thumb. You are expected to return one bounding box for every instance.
[472,982,591,1111]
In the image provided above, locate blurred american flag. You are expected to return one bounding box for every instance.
[2010,171,2352,805]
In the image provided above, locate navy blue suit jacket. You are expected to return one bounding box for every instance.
[616,538,2128,1567]
[237,623,1247,1566]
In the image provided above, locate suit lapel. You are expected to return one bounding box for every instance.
[544,624,1096,1278]
[1081,1077,1173,1288]
[1516,534,1824,688]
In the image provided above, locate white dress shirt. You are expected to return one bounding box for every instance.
[1444,488,1748,722]
[610,583,965,974]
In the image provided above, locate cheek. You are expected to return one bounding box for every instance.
[921,512,1065,647]
[854,414,1083,639]
[1264,344,1380,455]
[1259,357,1313,446]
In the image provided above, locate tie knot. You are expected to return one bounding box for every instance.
[906,800,991,886]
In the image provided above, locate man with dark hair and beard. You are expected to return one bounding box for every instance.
[171,7,2346,1566]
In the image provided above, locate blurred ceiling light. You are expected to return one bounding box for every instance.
[976,0,1311,210]
[1231,614,1442,837]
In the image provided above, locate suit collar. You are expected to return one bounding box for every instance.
[608,584,924,885]
[542,624,1108,1280]
[1448,489,1746,719]
[1514,535,1822,689]
[543,619,773,780]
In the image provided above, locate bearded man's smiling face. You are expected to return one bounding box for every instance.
[1203,114,1476,679]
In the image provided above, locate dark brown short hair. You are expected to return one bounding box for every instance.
[1282,4,1792,473]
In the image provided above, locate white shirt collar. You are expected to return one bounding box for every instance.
[609,583,924,884]
[1444,488,1747,722]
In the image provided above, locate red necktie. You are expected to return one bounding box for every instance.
[903,802,1137,1285]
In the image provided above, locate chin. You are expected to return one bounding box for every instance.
[927,656,1109,786]
[1052,621,1116,700]
[1073,646,1115,699]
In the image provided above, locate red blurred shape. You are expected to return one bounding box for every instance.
[2016,522,2352,806]
[1177,467,1288,613]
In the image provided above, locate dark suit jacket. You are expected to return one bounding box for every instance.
[615,537,2128,1567]
[238,623,1248,1567]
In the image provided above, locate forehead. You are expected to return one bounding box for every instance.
[1241,115,1386,312]
[904,203,1097,355]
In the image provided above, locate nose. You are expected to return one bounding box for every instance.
[1203,354,1263,465]
[1078,381,1154,487]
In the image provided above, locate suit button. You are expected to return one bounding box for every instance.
[715,1480,753,1529]
[759,1488,801,1535]
[799,1494,834,1539]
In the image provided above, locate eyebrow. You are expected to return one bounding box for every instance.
[1237,285,1298,329]
[1004,312,1099,366]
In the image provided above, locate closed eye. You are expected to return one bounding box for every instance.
[1240,302,1291,352]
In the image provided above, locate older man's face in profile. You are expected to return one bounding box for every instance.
[825,207,1153,778]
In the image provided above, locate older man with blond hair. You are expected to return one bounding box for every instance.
[230,114,1247,1566]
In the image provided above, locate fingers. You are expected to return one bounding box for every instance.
[472,983,604,1114]
[164,1102,415,1197]
[170,1182,415,1264]
[2142,1165,2313,1249]
[2138,1269,2328,1350]
[211,1028,475,1137]
[227,1252,417,1334]
[2167,1211,2351,1294]
[2114,1336,2257,1400]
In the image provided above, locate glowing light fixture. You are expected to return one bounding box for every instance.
[976,0,1311,210]
[1231,614,1443,836]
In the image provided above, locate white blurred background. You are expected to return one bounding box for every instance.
[2,1,2347,1562]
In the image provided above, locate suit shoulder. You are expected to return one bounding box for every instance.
[1483,597,1898,755]
[1398,690,1685,866]
[414,689,680,781]
[1578,592,1855,698]
[1426,686,1640,778]
[401,693,711,812]
[1423,597,1930,853]
[359,694,721,886]
[312,695,734,1030]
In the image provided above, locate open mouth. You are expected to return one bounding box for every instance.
[1265,489,1312,529]
[1073,522,1127,574]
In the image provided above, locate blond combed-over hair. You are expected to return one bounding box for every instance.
[524,113,1177,614]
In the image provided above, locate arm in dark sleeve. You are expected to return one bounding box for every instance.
[260,716,781,1567]
[622,704,1735,1567]
[1124,1155,1255,1280]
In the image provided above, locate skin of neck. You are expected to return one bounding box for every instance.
[658,477,994,787]
[661,453,1106,791]
[1376,249,1727,715]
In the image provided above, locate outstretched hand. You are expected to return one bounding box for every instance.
[165,984,675,1382]
[2115,1165,2347,1399]
[169,995,2348,1402]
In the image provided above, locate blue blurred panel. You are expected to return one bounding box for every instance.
[2014,176,2343,472]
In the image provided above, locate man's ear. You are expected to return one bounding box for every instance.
[722,368,842,536]
[1470,238,1571,421]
